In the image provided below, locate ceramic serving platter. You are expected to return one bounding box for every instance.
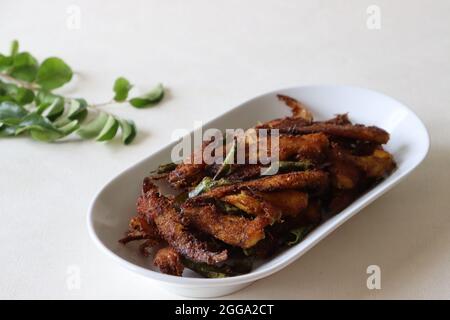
[88,85,429,298]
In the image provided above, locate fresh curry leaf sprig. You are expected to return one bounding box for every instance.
[0,40,164,144]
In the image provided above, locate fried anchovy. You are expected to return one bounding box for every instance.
[190,170,329,201]
[119,216,161,245]
[153,246,185,276]
[277,94,314,122]
[223,189,309,217]
[181,257,253,278]
[168,141,213,189]
[264,121,389,144]
[181,202,279,248]
[137,178,227,265]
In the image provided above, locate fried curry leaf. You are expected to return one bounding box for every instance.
[217,201,242,214]
[181,258,252,278]
[188,177,231,198]
[213,139,236,180]
[286,225,314,246]
[150,162,178,175]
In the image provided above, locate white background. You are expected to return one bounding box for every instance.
[1,0,449,299]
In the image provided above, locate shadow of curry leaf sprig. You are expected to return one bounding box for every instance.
[0,40,164,144]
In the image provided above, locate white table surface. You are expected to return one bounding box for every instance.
[1,0,449,299]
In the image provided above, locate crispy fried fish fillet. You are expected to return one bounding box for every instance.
[137,178,227,265]
[222,190,308,217]
[191,170,328,200]
[153,247,185,276]
[181,203,277,248]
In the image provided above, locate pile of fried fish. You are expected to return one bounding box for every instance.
[119,95,396,278]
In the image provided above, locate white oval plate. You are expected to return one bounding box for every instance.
[88,85,429,298]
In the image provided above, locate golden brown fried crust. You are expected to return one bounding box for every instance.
[225,164,262,181]
[329,159,361,189]
[217,132,329,179]
[153,247,185,276]
[325,113,351,125]
[349,149,396,178]
[181,203,274,248]
[277,133,329,163]
[256,95,315,130]
[277,94,314,122]
[256,117,311,132]
[168,163,206,189]
[221,190,281,218]
[256,190,309,217]
[168,141,216,189]
[328,189,358,215]
[170,131,329,187]
[121,94,396,278]
[222,190,308,217]
[279,123,389,144]
[119,216,161,245]
[299,199,322,225]
[192,170,329,201]
[138,179,227,265]
[330,143,396,179]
